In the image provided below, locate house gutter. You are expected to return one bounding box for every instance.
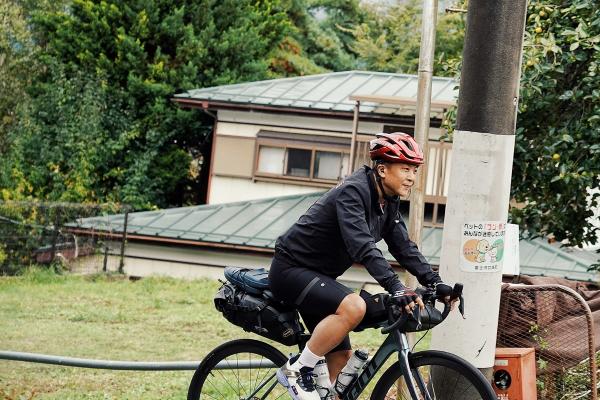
[66,228,275,254]
[199,101,218,204]
[172,98,443,127]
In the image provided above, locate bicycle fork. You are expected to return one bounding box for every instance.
[395,331,433,400]
[342,331,434,400]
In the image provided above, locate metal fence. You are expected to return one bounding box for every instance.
[497,284,598,400]
[0,201,130,275]
[0,350,273,371]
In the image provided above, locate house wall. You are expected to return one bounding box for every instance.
[110,242,393,290]
[210,176,323,204]
[209,109,448,204]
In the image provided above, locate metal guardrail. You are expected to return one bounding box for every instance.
[0,351,275,371]
[497,284,597,400]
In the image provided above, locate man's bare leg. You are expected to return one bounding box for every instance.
[305,293,366,380]
[325,350,352,383]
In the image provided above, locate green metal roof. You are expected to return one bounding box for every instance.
[78,193,597,282]
[519,240,598,281]
[174,70,457,116]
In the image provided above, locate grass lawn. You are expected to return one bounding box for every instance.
[0,268,431,399]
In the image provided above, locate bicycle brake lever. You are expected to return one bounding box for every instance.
[411,305,422,330]
[450,283,466,319]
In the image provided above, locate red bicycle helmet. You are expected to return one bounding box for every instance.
[369,132,424,165]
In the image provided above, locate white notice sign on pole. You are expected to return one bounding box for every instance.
[460,221,506,272]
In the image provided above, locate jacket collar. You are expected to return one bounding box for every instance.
[365,166,399,215]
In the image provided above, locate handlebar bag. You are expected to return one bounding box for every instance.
[404,304,444,332]
[354,289,388,331]
[355,290,445,332]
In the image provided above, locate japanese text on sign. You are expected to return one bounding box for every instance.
[461,221,506,273]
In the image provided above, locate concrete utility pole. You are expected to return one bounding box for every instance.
[407,0,438,287]
[430,0,528,378]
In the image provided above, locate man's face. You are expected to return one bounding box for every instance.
[378,162,419,198]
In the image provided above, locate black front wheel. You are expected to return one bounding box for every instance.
[188,339,289,400]
[370,350,497,400]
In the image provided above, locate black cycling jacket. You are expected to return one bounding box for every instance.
[275,166,441,294]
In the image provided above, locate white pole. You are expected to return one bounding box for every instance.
[406,0,437,356]
[348,101,360,176]
[429,0,528,377]
[430,131,515,368]
[407,0,437,281]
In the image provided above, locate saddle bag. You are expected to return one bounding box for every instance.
[214,267,304,346]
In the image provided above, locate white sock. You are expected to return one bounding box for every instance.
[296,345,321,369]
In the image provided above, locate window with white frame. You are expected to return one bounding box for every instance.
[255,135,350,184]
[314,151,349,180]
[257,146,285,174]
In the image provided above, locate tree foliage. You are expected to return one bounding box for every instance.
[303,0,364,70]
[360,0,599,249]
[511,0,600,248]
[350,0,465,76]
[0,0,37,150]
[1,0,292,209]
[0,0,597,252]
[0,0,73,151]
[269,0,364,76]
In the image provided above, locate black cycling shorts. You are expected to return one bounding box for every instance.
[269,254,354,353]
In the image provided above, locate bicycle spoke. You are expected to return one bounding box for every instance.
[255,375,280,399]
[219,357,244,395]
[208,355,286,399]
[250,352,257,394]
[189,340,289,400]
[253,360,277,396]
[377,361,491,400]
[246,365,278,398]
[428,365,438,399]
[236,353,242,397]
[255,358,272,388]
[204,375,230,399]
[449,366,460,400]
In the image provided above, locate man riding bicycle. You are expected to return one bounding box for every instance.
[269,132,450,400]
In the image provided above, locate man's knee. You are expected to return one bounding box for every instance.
[337,293,366,325]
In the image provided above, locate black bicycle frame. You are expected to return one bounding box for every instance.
[242,329,432,400]
[342,330,428,400]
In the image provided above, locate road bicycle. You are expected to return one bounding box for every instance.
[188,282,497,400]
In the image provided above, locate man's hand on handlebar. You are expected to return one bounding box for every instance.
[445,296,459,311]
[432,282,466,318]
[434,283,459,311]
[391,288,424,314]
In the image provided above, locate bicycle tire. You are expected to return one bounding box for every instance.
[370,350,497,400]
[187,339,289,400]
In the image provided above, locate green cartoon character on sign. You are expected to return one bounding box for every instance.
[490,239,504,262]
